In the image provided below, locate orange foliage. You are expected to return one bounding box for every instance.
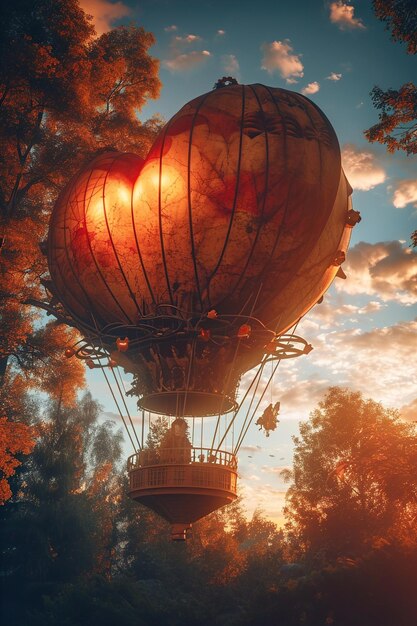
[0,217,45,359]
[0,416,35,504]
[6,324,86,407]
[1,2,161,406]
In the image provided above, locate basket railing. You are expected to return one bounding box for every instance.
[127,446,237,471]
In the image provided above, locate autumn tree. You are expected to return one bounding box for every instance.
[0,416,35,504]
[0,392,124,623]
[284,387,417,564]
[365,1,417,247]
[0,0,162,391]
[366,1,417,155]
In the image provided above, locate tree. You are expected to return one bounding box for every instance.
[0,392,124,623]
[0,0,162,388]
[366,0,417,155]
[365,2,417,247]
[373,0,417,53]
[284,387,417,563]
[0,416,35,504]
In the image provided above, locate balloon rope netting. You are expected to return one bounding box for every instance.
[67,319,309,458]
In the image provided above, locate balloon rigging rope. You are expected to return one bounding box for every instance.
[90,313,140,451]
[215,359,264,453]
[97,358,136,452]
[182,338,197,418]
[234,318,301,455]
[234,358,281,455]
[233,359,268,454]
[211,281,264,453]
[141,409,145,448]
[110,366,142,450]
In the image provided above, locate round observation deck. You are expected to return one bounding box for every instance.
[127,447,238,540]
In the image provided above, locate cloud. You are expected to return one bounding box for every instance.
[329,2,366,30]
[301,81,320,95]
[175,34,201,43]
[326,72,342,81]
[79,0,130,36]
[239,444,262,453]
[163,50,211,72]
[221,53,240,76]
[102,410,143,425]
[310,320,417,409]
[239,481,287,525]
[399,398,417,422]
[217,29,226,36]
[304,297,386,330]
[164,25,177,32]
[261,40,304,83]
[341,144,386,191]
[336,240,417,304]
[392,180,417,209]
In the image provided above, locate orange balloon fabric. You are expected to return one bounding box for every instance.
[48,84,352,336]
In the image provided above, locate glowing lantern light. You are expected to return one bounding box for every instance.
[198,328,211,342]
[116,337,129,352]
[47,81,359,540]
[237,324,251,339]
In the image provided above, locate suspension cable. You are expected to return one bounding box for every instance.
[211,283,265,451]
[99,360,137,451]
[110,365,141,450]
[234,320,301,455]
[234,359,281,455]
[233,359,267,453]
[215,359,264,452]
[141,409,145,448]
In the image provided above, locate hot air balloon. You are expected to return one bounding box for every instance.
[46,80,360,540]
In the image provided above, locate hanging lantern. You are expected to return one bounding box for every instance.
[116,337,129,352]
[237,324,251,339]
[198,328,211,342]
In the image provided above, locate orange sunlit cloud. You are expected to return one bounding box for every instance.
[342,144,386,191]
[175,34,202,43]
[163,50,212,71]
[400,398,417,423]
[302,319,417,410]
[79,0,130,36]
[306,299,385,329]
[239,480,288,524]
[392,179,417,209]
[301,81,320,95]
[329,1,366,30]
[335,240,417,304]
[261,40,304,83]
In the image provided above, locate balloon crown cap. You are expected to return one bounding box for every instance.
[214,76,239,89]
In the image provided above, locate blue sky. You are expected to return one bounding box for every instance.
[80,0,417,523]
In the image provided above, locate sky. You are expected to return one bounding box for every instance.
[79,0,417,525]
